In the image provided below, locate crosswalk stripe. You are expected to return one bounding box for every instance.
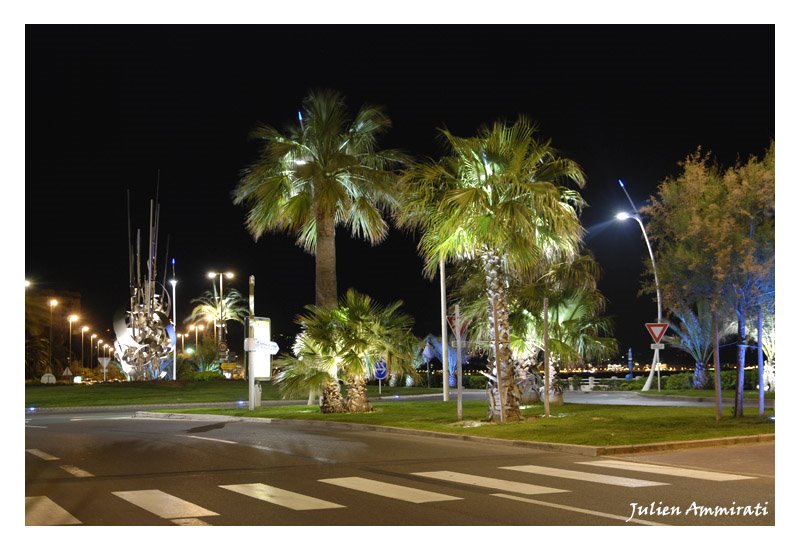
[491,493,668,526]
[319,477,462,503]
[60,465,94,478]
[112,490,219,519]
[26,496,81,525]
[172,517,212,526]
[578,459,755,481]
[413,471,568,495]
[220,483,345,511]
[26,448,59,461]
[500,465,668,487]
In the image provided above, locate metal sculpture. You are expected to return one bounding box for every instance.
[113,189,176,380]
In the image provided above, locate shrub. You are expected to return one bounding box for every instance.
[664,372,693,390]
[185,370,225,382]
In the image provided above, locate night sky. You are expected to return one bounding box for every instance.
[24,24,775,364]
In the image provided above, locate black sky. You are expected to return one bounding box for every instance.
[24,24,775,363]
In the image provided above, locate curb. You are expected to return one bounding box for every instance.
[134,411,774,457]
[632,392,775,406]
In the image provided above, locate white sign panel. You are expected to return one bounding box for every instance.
[248,317,272,380]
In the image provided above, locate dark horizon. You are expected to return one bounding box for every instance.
[24,24,775,366]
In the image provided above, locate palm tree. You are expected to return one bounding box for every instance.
[399,117,586,421]
[663,301,716,389]
[233,89,407,309]
[274,290,416,413]
[185,288,249,341]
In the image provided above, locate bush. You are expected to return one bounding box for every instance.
[463,375,487,389]
[664,372,693,390]
[184,370,225,382]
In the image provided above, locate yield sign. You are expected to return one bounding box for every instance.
[645,323,669,344]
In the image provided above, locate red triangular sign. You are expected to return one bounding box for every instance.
[645,323,669,343]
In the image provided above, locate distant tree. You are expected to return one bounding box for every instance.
[662,300,735,389]
[185,288,249,340]
[398,117,586,422]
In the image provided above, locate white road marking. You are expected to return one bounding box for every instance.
[319,477,462,503]
[26,448,59,461]
[221,483,345,511]
[172,517,212,526]
[60,465,94,478]
[112,490,219,519]
[70,416,132,421]
[183,435,238,445]
[578,459,755,481]
[492,493,667,526]
[413,471,568,495]
[501,465,668,487]
[26,496,82,525]
[25,425,46,429]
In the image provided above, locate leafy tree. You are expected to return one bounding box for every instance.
[233,89,407,310]
[644,142,774,417]
[398,117,586,421]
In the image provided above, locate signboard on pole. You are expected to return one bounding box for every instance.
[374,360,387,381]
[247,317,273,380]
[447,314,469,338]
[645,322,669,344]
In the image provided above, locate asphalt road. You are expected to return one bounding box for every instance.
[25,409,774,527]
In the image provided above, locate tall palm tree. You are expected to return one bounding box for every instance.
[233,89,407,309]
[399,117,586,421]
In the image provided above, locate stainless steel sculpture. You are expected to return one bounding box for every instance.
[113,189,176,380]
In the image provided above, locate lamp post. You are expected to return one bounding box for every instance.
[67,314,79,366]
[616,179,663,391]
[81,326,89,370]
[169,276,178,381]
[190,324,204,347]
[179,332,186,352]
[207,271,234,344]
[48,299,58,374]
[90,334,97,369]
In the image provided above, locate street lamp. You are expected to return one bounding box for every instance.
[190,324,204,347]
[616,179,663,391]
[169,275,178,381]
[67,314,79,366]
[81,326,89,370]
[179,332,186,352]
[48,299,58,374]
[90,333,97,369]
[207,270,234,343]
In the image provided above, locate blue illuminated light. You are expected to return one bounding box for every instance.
[171,258,176,265]
[298,111,303,122]
[618,179,625,188]
[394,395,400,399]
[28,406,37,413]
[237,400,246,407]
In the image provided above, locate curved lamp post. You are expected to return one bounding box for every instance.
[616,179,662,391]
[207,271,234,344]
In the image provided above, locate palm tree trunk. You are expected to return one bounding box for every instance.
[315,209,337,309]
[482,249,522,422]
[320,380,346,413]
[693,360,709,389]
[345,375,372,412]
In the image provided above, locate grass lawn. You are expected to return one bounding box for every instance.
[166,400,775,447]
[645,389,775,400]
[24,379,442,408]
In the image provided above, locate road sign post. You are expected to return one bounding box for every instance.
[645,322,669,391]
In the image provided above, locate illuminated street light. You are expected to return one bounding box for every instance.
[207,270,234,344]
[81,326,89,370]
[48,299,58,374]
[90,333,97,369]
[67,314,79,367]
[170,274,178,381]
[616,179,663,391]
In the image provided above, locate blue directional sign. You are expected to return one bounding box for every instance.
[374,360,388,381]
